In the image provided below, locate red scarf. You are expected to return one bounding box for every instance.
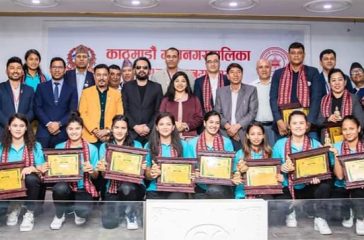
[66,139,98,198]
[278,64,310,107]
[320,90,352,118]
[1,145,34,167]
[341,140,364,155]
[202,73,225,112]
[284,136,311,199]
[197,131,224,151]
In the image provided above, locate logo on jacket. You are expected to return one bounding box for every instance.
[66,44,97,71]
[260,47,288,73]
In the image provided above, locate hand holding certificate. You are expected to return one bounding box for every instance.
[0,162,27,199]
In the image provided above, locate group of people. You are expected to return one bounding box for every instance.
[0,42,363,236]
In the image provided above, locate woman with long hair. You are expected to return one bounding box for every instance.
[160,71,203,138]
[331,115,364,235]
[272,111,332,235]
[23,49,48,91]
[45,112,99,230]
[0,113,44,232]
[145,112,191,199]
[188,110,241,199]
[98,115,145,230]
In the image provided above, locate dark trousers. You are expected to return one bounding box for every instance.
[102,183,145,229]
[194,185,234,199]
[52,182,93,218]
[332,187,364,220]
[37,134,67,149]
[146,191,189,199]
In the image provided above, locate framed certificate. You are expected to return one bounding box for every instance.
[244,159,283,195]
[289,146,331,184]
[338,153,364,189]
[325,122,343,144]
[105,144,148,184]
[156,157,197,193]
[43,149,83,183]
[279,103,309,125]
[0,162,27,200]
[195,151,235,186]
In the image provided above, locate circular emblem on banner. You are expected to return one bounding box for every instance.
[184,224,231,240]
[66,44,96,71]
[260,47,288,72]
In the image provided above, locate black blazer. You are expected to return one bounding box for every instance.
[64,69,95,99]
[122,80,163,138]
[0,81,34,134]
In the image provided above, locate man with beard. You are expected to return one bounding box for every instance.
[79,64,123,147]
[0,57,34,137]
[122,57,163,144]
[34,57,78,148]
[64,45,95,104]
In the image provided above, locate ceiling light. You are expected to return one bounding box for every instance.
[12,0,59,8]
[304,0,352,13]
[112,0,159,9]
[209,0,259,11]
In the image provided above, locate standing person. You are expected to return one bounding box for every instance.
[350,62,364,109]
[98,115,145,230]
[272,111,332,235]
[108,64,122,90]
[151,47,195,94]
[270,42,324,139]
[331,115,364,235]
[44,112,99,230]
[0,57,34,137]
[159,71,203,138]
[0,114,45,232]
[34,57,78,148]
[22,49,49,91]
[64,45,95,104]
[122,57,163,145]
[121,59,134,84]
[145,112,191,199]
[194,51,229,114]
[252,59,276,146]
[79,64,123,147]
[188,111,241,199]
[215,63,258,150]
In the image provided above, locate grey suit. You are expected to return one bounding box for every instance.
[215,84,258,143]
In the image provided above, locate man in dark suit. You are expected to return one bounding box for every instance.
[0,57,34,136]
[122,57,163,145]
[64,45,95,104]
[34,57,78,148]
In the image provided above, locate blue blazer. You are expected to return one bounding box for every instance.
[64,69,95,100]
[0,81,34,135]
[34,80,78,138]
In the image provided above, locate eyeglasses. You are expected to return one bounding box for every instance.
[351,69,363,76]
[136,66,148,70]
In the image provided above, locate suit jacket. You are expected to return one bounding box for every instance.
[34,80,78,139]
[122,80,163,140]
[215,84,258,141]
[79,86,123,143]
[0,81,34,135]
[194,74,230,114]
[64,69,95,100]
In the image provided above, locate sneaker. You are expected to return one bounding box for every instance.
[314,217,332,235]
[50,214,65,230]
[74,213,86,226]
[342,209,354,228]
[286,210,297,228]
[356,219,364,235]
[125,214,138,230]
[20,211,34,232]
[6,207,21,226]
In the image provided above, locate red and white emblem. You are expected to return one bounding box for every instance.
[66,44,96,71]
[260,47,288,73]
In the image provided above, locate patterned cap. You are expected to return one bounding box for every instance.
[122,59,133,69]
[75,45,89,56]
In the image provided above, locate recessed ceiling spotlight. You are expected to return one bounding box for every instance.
[112,0,159,9]
[304,0,352,13]
[209,0,259,11]
[12,0,59,8]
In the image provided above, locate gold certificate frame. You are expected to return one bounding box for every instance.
[105,144,148,184]
[156,157,197,193]
[0,162,27,200]
[325,122,343,144]
[196,151,235,186]
[244,159,283,196]
[279,103,309,126]
[289,146,331,184]
[43,149,83,183]
[338,153,364,189]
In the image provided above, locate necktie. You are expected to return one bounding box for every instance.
[54,82,60,105]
